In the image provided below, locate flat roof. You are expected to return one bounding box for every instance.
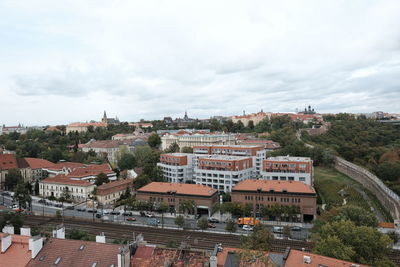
[198,155,252,160]
[266,156,312,162]
[232,180,316,194]
[137,182,218,197]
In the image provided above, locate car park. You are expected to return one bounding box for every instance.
[242,225,253,231]
[208,217,219,223]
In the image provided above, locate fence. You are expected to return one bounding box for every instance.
[334,156,400,221]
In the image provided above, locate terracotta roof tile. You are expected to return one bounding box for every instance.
[41,174,92,186]
[232,180,316,194]
[81,140,121,149]
[0,154,18,170]
[68,164,113,178]
[96,179,133,196]
[137,182,218,197]
[27,238,123,267]
[0,233,32,267]
[23,158,55,169]
[47,162,86,171]
[285,249,370,267]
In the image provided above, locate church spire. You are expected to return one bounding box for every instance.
[103,110,107,119]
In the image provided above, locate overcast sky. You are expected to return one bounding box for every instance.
[1,0,400,125]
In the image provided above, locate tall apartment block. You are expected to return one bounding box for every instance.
[157,153,197,183]
[192,145,266,176]
[194,155,255,192]
[260,156,313,185]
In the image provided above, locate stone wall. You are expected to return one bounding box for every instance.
[334,156,400,220]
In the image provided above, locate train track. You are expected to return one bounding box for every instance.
[23,215,400,265]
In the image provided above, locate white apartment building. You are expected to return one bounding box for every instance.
[194,155,255,193]
[157,153,197,183]
[161,133,236,151]
[192,145,266,176]
[260,156,314,185]
[39,174,95,202]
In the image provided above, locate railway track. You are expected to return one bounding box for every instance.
[23,215,400,265]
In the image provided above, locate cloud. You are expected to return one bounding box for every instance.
[1,0,400,125]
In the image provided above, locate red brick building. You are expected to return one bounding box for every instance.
[136,182,219,216]
[231,179,317,222]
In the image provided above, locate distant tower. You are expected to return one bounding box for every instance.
[243,110,246,116]
[102,110,107,123]
[184,111,189,120]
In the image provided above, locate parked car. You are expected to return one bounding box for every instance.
[139,211,146,217]
[110,211,120,215]
[103,209,111,215]
[147,218,159,226]
[290,226,302,231]
[66,206,74,210]
[38,199,45,204]
[122,211,132,216]
[87,209,98,213]
[273,226,283,233]
[1,192,10,196]
[126,217,137,221]
[54,204,63,208]
[145,212,154,218]
[242,225,254,231]
[95,213,102,218]
[208,223,216,228]
[77,207,86,212]
[208,217,219,223]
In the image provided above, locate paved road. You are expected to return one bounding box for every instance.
[0,192,309,240]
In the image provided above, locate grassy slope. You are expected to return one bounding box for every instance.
[314,166,393,222]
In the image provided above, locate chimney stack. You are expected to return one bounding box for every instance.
[21,226,31,236]
[2,225,14,235]
[28,236,43,258]
[52,225,65,239]
[1,234,12,252]
[96,233,106,244]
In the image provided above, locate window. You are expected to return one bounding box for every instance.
[299,177,305,182]
[54,257,62,265]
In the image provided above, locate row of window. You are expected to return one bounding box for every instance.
[244,195,301,203]
[263,176,306,182]
[265,163,307,168]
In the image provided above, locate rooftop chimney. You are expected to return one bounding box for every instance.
[303,255,311,264]
[21,226,31,236]
[96,233,106,244]
[1,234,11,252]
[52,225,65,239]
[2,225,14,235]
[29,236,43,258]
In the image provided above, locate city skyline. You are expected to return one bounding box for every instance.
[1,1,400,125]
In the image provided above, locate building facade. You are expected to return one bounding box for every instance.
[96,179,133,206]
[231,179,317,222]
[194,155,255,192]
[193,145,266,176]
[157,153,197,183]
[260,156,314,185]
[39,174,95,201]
[136,182,219,216]
[161,133,236,151]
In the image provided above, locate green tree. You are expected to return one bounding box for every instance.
[197,218,209,231]
[181,146,193,153]
[133,174,151,189]
[241,227,273,251]
[118,153,136,170]
[313,235,355,262]
[164,142,180,153]
[94,172,109,186]
[174,215,185,229]
[13,183,32,210]
[0,212,23,234]
[5,168,23,191]
[225,219,237,233]
[334,205,378,227]
[179,199,195,214]
[148,133,161,148]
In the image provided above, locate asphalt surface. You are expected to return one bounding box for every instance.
[0,192,309,240]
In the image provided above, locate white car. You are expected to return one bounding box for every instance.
[242,225,253,231]
[273,226,283,233]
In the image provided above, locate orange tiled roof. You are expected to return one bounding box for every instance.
[0,233,32,267]
[96,179,133,196]
[24,158,55,169]
[41,174,92,186]
[285,249,370,267]
[67,164,113,178]
[0,154,18,171]
[27,238,122,267]
[81,140,121,149]
[217,247,273,267]
[379,222,395,228]
[232,180,316,194]
[137,182,218,197]
[47,162,85,171]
